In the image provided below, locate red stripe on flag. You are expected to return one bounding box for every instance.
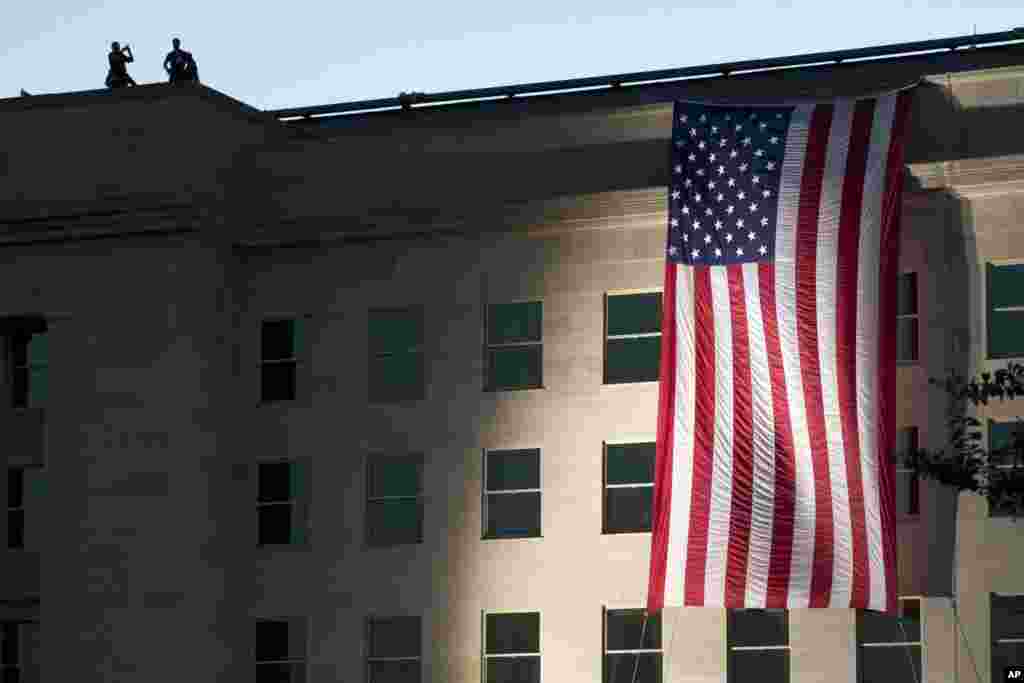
[647,261,678,613]
[725,265,754,607]
[761,262,795,608]
[877,92,912,614]
[686,266,716,606]
[836,98,876,607]
[796,104,835,607]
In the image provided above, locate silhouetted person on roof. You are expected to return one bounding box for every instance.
[105,42,136,88]
[164,38,199,83]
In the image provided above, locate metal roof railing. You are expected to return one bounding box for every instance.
[270,27,1024,121]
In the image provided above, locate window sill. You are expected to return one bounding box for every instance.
[482,534,543,541]
[483,385,546,394]
[601,529,653,536]
[602,379,659,387]
[895,360,920,367]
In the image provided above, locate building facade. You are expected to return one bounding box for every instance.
[1,39,1024,683]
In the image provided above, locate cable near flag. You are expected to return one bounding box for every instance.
[647,91,912,613]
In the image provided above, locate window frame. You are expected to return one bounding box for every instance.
[368,306,426,403]
[365,614,422,683]
[365,453,424,548]
[482,611,541,683]
[482,448,542,540]
[1,619,39,681]
[602,607,662,683]
[604,290,663,385]
[253,616,309,683]
[992,592,1024,680]
[256,459,307,548]
[3,317,48,411]
[894,426,920,517]
[258,316,304,404]
[726,608,790,683]
[856,597,923,683]
[986,259,1024,360]
[896,271,919,365]
[602,440,656,535]
[986,419,1024,518]
[484,300,544,392]
[6,465,43,551]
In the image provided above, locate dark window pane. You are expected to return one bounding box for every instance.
[369,617,421,658]
[606,487,653,533]
[258,504,292,546]
[485,492,541,538]
[896,317,918,363]
[261,362,296,403]
[27,368,46,408]
[486,656,540,683]
[992,595,1024,639]
[729,649,788,683]
[606,337,661,384]
[26,333,47,367]
[11,368,28,409]
[993,642,1024,683]
[254,663,304,683]
[488,303,542,345]
[487,347,542,391]
[607,444,656,485]
[859,645,921,683]
[255,620,290,662]
[7,510,24,549]
[608,293,662,336]
[897,273,917,316]
[989,263,1024,310]
[989,310,1024,358]
[368,458,421,498]
[369,352,425,403]
[367,500,422,546]
[369,660,421,683]
[487,450,540,491]
[9,333,28,368]
[1,666,19,683]
[486,613,539,654]
[607,610,661,650]
[729,609,788,647]
[606,653,662,683]
[8,469,24,509]
[1,622,18,666]
[894,427,918,463]
[895,470,919,516]
[989,421,1024,465]
[857,604,920,643]
[259,463,292,503]
[262,320,296,362]
[369,310,423,355]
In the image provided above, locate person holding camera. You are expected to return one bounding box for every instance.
[105,42,136,88]
[163,38,199,84]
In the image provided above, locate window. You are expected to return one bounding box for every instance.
[856,598,921,683]
[366,616,421,683]
[1,621,40,683]
[987,420,1024,518]
[483,449,541,539]
[254,618,307,683]
[3,317,48,409]
[605,293,662,384]
[257,461,309,547]
[896,273,918,363]
[261,319,301,403]
[368,308,425,403]
[484,612,540,683]
[604,609,662,683]
[893,427,920,516]
[7,467,44,550]
[727,609,789,683]
[987,262,1024,358]
[992,594,1024,683]
[486,302,542,391]
[366,455,423,547]
[604,443,655,533]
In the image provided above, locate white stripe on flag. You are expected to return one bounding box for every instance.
[857,94,897,612]
[776,104,815,608]
[666,266,696,606]
[817,100,855,607]
[743,261,775,608]
[704,265,734,605]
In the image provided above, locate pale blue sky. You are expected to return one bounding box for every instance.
[2,1,1022,110]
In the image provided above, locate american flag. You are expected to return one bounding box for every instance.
[647,93,911,613]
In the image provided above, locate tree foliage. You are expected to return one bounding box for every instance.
[901,362,1024,518]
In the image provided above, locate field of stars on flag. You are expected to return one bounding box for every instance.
[667,103,793,266]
